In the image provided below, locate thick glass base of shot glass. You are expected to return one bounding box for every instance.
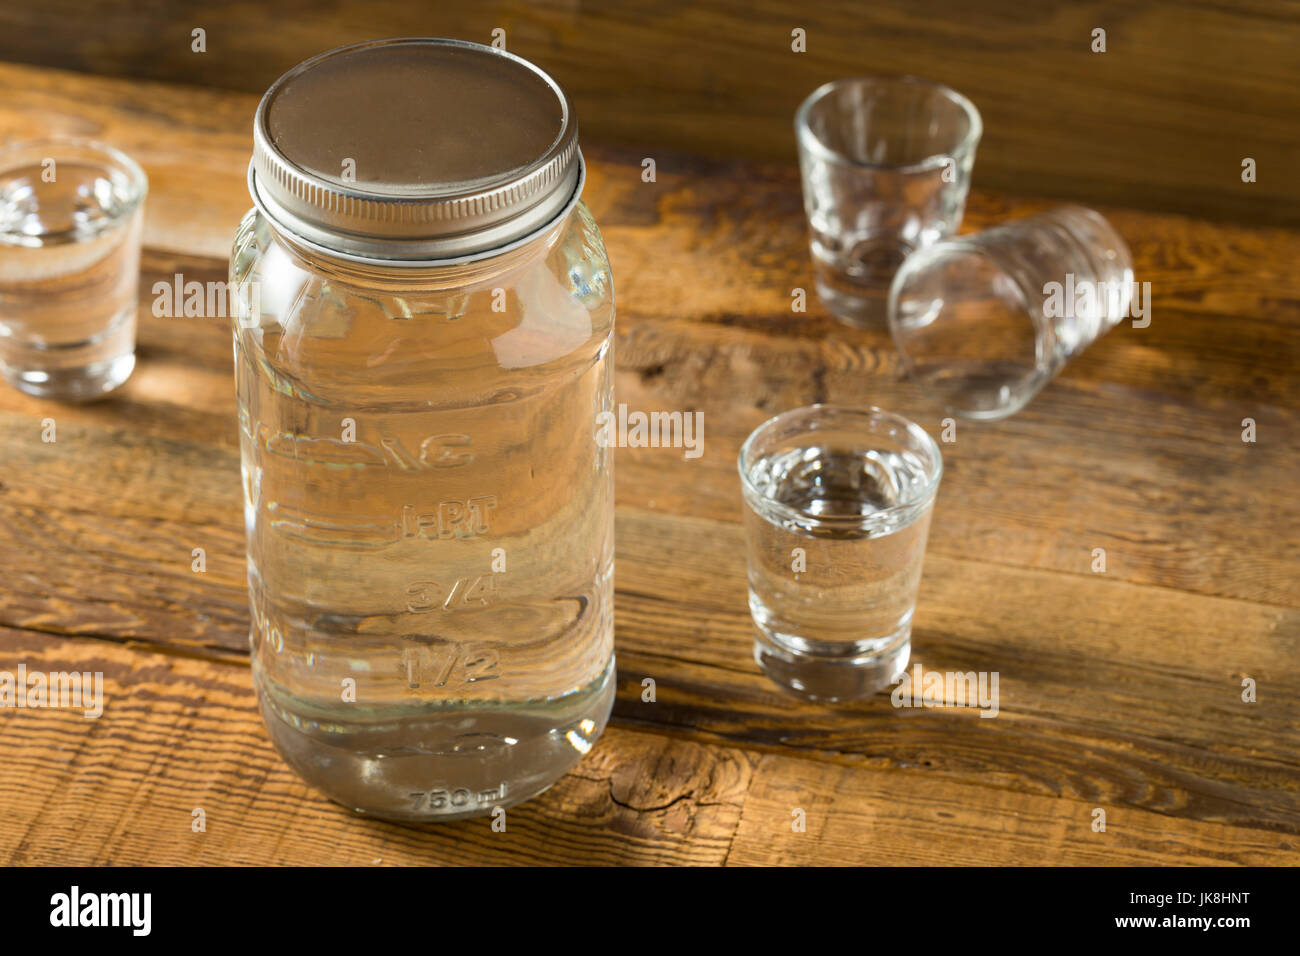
[812,241,912,329]
[814,275,890,329]
[0,348,135,401]
[751,595,912,702]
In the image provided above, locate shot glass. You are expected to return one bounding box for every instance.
[888,205,1134,420]
[738,404,943,701]
[0,137,147,400]
[796,76,981,329]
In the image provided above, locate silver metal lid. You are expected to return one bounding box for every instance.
[249,38,582,262]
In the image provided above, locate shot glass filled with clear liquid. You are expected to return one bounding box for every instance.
[739,405,942,701]
[0,138,146,400]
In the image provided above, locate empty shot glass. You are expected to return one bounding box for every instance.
[796,76,981,328]
[0,138,147,400]
[888,205,1134,420]
[739,404,943,701]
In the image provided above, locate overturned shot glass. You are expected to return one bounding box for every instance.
[0,137,146,400]
[796,76,981,328]
[739,405,943,701]
[889,205,1134,420]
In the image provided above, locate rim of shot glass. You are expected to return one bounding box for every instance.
[737,403,944,533]
[887,237,1054,421]
[794,75,983,174]
[0,135,149,216]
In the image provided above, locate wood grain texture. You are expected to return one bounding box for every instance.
[3,629,1293,866]
[0,62,1296,865]
[0,2,1296,225]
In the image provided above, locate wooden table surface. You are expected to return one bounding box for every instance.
[1,62,1296,866]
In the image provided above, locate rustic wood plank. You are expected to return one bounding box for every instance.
[5,444,1296,837]
[727,753,1300,866]
[606,318,1300,608]
[611,510,1300,833]
[2,60,1297,402]
[0,61,1295,864]
[0,629,752,866]
[3,222,1296,623]
[2,629,1293,865]
[4,334,1295,644]
[0,2,1296,224]
[0,63,255,260]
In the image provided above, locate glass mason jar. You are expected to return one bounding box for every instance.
[229,39,615,821]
